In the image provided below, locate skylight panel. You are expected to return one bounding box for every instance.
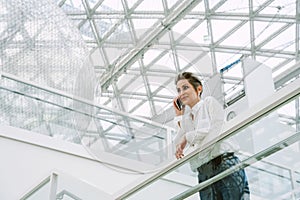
[166,0,181,10]
[155,84,176,98]
[134,0,164,12]
[90,48,105,66]
[59,0,85,12]
[142,49,164,66]
[101,0,124,11]
[215,52,243,72]
[207,0,223,10]
[171,19,199,40]
[78,21,94,40]
[116,74,136,90]
[259,0,295,15]
[184,21,209,44]
[216,0,249,13]
[104,47,127,65]
[192,53,214,75]
[256,56,287,70]
[126,98,143,113]
[262,25,295,51]
[132,101,152,117]
[152,51,176,70]
[254,21,289,45]
[92,18,120,38]
[220,21,250,47]
[190,0,205,12]
[211,19,242,42]
[131,19,159,39]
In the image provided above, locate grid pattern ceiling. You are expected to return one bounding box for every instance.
[57,0,299,121]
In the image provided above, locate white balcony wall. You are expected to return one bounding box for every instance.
[0,125,143,200]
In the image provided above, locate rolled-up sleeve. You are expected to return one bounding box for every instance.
[173,115,184,145]
[173,115,183,127]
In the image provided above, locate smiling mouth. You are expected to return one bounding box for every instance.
[181,96,187,101]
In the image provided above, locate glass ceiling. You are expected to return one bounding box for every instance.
[56,0,299,125]
[0,0,299,165]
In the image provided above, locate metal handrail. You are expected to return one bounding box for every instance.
[20,175,51,200]
[0,71,174,132]
[171,131,300,199]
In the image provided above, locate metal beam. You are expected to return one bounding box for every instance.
[99,0,203,90]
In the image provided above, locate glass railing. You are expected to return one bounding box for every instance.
[3,71,300,199]
[0,72,175,172]
[115,77,300,200]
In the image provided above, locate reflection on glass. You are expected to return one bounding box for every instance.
[0,75,173,171]
[123,95,300,200]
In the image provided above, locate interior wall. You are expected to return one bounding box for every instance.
[0,125,142,200]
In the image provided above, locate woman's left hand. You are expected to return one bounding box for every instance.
[175,136,187,159]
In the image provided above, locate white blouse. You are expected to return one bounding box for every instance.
[173,96,239,172]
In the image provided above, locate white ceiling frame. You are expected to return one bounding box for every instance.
[99,0,204,91]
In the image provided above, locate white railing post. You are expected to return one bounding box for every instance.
[49,172,58,200]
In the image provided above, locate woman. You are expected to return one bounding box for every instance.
[173,72,250,200]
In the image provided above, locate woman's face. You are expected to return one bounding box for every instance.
[176,79,201,108]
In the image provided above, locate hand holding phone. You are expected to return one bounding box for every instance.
[175,98,183,111]
[175,98,182,111]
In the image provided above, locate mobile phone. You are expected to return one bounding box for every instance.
[175,99,183,111]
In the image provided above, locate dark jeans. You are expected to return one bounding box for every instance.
[197,153,250,200]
